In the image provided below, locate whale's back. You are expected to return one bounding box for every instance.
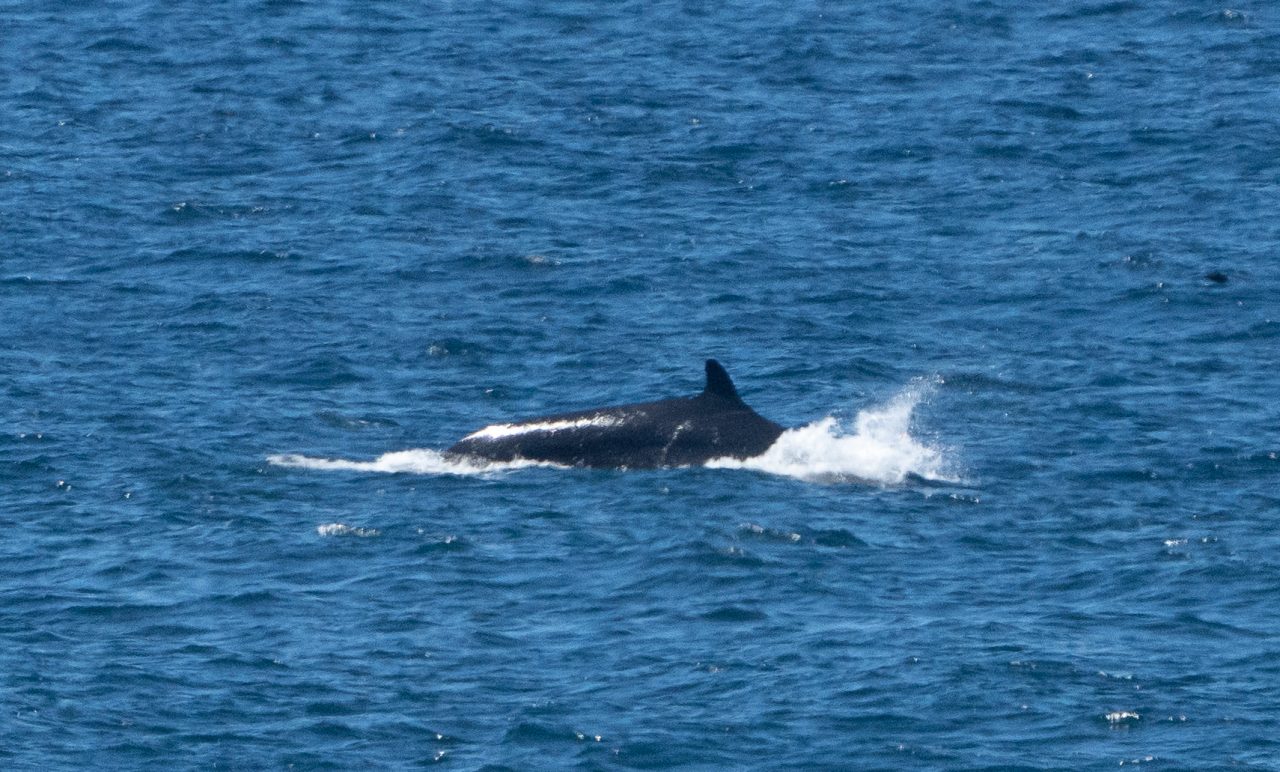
[446,361,784,468]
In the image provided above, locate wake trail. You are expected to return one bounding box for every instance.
[266,449,562,475]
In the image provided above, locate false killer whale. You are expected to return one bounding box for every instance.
[445,360,785,468]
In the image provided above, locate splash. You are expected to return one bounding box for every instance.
[707,378,955,485]
[268,379,955,485]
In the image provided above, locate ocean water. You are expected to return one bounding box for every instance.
[3,0,1279,768]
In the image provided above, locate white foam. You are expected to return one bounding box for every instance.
[317,522,380,537]
[461,415,622,440]
[267,449,563,476]
[706,378,956,485]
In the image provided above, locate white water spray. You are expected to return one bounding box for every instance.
[707,378,953,484]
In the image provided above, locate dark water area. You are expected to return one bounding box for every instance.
[3,1,1279,768]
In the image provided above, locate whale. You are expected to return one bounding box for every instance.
[445,360,785,469]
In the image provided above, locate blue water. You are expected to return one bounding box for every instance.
[4,1,1279,768]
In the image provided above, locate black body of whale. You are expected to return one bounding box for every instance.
[445,360,785,468]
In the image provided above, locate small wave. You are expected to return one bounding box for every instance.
[267,449,562,475]
[707,378,956,485]
[1106,710,1141,724]
[317,523,380,537]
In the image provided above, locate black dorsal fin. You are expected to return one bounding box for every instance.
[702,359,743,403]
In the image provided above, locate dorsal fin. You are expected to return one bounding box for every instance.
[702,359,743,403]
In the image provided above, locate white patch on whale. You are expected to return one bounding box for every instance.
[461,414,625,440]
